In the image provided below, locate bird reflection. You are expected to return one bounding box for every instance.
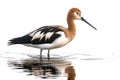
[65,66,76,80]
[8,56,71,78]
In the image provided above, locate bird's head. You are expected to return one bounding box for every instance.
[68,8,97,30]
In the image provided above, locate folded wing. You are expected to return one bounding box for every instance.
[8,26,63,45]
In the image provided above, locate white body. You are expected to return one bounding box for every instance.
[24,31,70,49]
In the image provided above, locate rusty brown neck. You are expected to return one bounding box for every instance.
[67,16,76,40]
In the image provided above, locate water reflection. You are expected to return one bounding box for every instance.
[8,56,71,78]
[65,66,76,80]
[6,52,104,79]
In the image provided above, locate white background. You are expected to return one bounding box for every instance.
[0,0,120,80]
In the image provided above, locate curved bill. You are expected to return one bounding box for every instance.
[81,17,97,30]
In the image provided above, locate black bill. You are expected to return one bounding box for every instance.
[81,17,97,30]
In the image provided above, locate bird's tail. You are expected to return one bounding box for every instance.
[8,37,22,45]
[8,35,32,45]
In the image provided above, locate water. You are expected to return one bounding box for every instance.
[1,45,120,80]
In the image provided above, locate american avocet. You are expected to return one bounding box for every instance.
[8,8,97,60]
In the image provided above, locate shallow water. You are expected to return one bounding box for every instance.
[0,50,120,80]
[8,56,71,78]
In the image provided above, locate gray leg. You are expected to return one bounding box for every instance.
[48,50,50,60]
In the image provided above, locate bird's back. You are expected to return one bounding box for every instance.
[8,25,70,49]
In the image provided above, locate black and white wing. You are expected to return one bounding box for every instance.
[29,26,64,44]
[8,26,64,45]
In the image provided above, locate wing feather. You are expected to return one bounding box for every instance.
[29,26,63,44]
[8,26,64,45]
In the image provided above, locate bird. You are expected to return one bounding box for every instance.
[8,8,97,61]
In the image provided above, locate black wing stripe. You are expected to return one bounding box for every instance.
[8,35,32,45]
[31,26,62,34]
[31,26,63,44]
[32,33,61,44]
[9,26,63,45]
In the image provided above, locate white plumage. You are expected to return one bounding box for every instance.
[24,31,69,49]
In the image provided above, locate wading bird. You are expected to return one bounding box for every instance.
[8,8,97,60]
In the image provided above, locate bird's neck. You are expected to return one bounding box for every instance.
[67,16,76,40]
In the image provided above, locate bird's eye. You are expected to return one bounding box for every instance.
[76,12,80,15]
[74,12,80,17]
[76,12,79,15]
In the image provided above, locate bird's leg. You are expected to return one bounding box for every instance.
[40,49,43,62]
[39,49,43,75]
[47,50,50,60]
